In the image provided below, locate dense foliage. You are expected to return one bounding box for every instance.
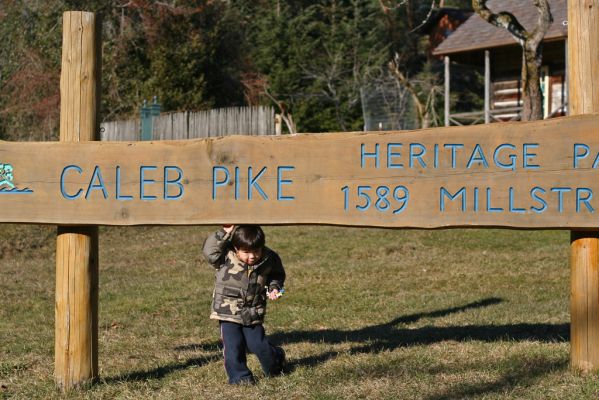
[0,0,476,140]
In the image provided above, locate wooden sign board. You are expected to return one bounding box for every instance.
[3,114,599,228]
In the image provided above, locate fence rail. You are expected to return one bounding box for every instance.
[100,106,276,141]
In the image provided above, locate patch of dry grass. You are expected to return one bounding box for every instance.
[1,225,599,399]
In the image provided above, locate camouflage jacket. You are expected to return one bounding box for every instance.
[202,228,285,326]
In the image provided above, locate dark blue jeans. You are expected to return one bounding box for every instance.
[219,321,277,384]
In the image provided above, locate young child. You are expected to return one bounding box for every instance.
[203,224,286,384]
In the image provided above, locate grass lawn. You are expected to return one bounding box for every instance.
[1,224,599,399]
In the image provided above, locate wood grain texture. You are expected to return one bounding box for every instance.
[2,114,599,227]
[569,0,599,372]
[571,231,593,372]
[55,227,99,387]
[54,11,99,390]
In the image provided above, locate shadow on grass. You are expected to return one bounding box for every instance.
[102,354,220,383]
[102,297,569,388]
[423,358,569,400]
[270,297,569,372]
[275,297,569,398]
[173,343,220,352]
[101,342,223,383]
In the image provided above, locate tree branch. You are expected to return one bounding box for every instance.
[388,53,426,125]
[410,0,437,33]
[263,88,297,134]
[529,0,553,46]
[472,0,527,45]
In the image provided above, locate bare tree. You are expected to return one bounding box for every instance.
[263,90,297,135]
[240,72,297,134]
[472,0,552,121]
[389,53,442,128]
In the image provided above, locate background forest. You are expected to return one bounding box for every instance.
[0,0,477,140]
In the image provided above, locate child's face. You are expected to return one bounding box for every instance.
[235,247,263,266]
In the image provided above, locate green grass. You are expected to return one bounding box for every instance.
[1,225,599,399]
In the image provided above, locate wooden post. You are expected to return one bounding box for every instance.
[444,56,450,126]
[568,1,599,372]
[55,11,100,389]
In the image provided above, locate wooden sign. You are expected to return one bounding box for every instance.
[3,114,599,228]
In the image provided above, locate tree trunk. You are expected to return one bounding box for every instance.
[521,42,544,121]
[472,0,552,122]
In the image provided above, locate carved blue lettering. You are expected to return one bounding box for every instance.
[409,143,427,168]
[85,166,108,199]
[466,144,489,169]
[530,187,547,213]
[116,166,133,200]
[387,143,403,168]
[523,143,540,169]
[60,165,83,200]
[212,166,230,200]
[440,187,466,212]
[140,166,157,200]
[277,166,295,201]
[576,188,594,213]
[234,166,240,200]
[551,187,572,213]
[493,144,517,170]
[486,187,503,212]
[508,187,525,213]
[574,143,590,168]
[164,166,184,200]
[444,144,464,168]
[361,143,380,168]
[248,166,268,200]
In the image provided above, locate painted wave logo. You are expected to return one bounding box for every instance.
[0,163,33,194]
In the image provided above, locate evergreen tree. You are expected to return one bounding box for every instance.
[0,0,478,138]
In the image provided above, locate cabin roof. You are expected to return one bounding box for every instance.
[433,0,567,56]
[413,7,472,35]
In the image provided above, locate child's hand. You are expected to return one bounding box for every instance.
[223,225,236,234]
[268,289,280,300]
[267,288,284,300]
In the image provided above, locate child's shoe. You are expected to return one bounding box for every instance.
[270,346,286,376]
[230,375,256,385]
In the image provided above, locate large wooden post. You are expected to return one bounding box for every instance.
[568,1,599,372]
[55,12,100,389]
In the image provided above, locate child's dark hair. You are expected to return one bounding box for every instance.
[231,225,265,250]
